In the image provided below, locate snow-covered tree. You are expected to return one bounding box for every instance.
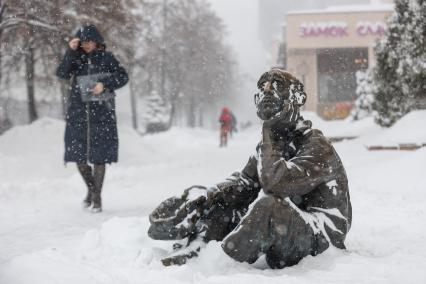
[373,0,426,127]
[143,91,171,133]
[139,0,236,130]
[408,0,426,109]
[0,1,63,122]
[351,69,375,121]
[0,0,139,123]
[0,0,5,90]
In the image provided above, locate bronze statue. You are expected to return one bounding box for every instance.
[148,68,352,268]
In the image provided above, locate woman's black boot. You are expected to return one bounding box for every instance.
[91,164,105,213]
[77,164,95,208]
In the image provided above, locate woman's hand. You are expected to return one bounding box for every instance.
[91,82,104,95]
[69,38,80,50]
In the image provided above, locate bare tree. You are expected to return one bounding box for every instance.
[0,0,6,90]
[1,1,61,122]
[1,0,140,124]
[140,0,236,130]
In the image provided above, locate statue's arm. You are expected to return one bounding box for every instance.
[259,129,338,198]
[210,154,261,205]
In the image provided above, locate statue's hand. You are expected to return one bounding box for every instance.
[262,100,300,130]
[262,100,300,147]
[206,186,221,203]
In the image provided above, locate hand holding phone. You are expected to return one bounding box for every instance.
[91,82,105,95]
[69,38,80,50]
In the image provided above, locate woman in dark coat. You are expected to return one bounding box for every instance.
[56,25,128,212]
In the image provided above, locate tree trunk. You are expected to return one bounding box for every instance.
[0,31,2,92]
[55,45,68,118]
[60,80,69,118]
[52,0,67,119]
[25,45,38,123]
[167,94,177,130]
[187,97,196,128]
[198,105,203,128]
[0,1,5,91]
[129,68,139,130]
[160,0,168,99]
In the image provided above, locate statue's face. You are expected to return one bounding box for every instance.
[255,71,292,121]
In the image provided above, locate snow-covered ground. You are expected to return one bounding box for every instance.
[0,112,426,284]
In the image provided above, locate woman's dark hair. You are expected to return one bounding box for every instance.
[96,43,106,50]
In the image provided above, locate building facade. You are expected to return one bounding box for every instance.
[284,4,393,119]
[258,0,370,51]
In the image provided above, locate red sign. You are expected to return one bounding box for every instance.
[356,21,386,36]
[299,21,386,38]
[300,22,348,37]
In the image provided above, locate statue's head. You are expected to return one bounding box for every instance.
[255,68,307,121]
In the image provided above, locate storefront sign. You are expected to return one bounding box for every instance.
[356,21,386,36]
[300,21,386,38]
[300,21,348,37]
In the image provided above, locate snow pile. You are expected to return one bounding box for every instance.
[361,110,426,146]
[301,110,426,146]
[301,111,380,138]
[0,118,67,181]
[1,116,426,283]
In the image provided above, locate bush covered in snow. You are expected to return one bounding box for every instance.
[142,92,171,133]
[351,69,375,121]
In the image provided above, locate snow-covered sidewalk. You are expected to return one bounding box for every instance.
[0,116,425,284]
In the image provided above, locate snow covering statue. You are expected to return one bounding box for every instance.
[148,67,352,268]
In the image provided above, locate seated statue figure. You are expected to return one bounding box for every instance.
[148,68,352,269]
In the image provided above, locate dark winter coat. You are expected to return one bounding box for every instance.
[56,27,128,164]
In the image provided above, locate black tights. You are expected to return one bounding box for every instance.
[77,163,106,197]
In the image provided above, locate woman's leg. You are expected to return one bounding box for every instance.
[92,163,106,212]
[77,163,94,207]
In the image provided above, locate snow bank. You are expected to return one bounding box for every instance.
[361,110,426,146]
[301,111,380,138]
[1,114,426,283]
[0,118,67,181]
[302,110,426,146]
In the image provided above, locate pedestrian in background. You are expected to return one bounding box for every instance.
[219,107,232,147]
[56,25,128,212]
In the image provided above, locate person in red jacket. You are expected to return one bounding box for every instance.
[219,107,232,147]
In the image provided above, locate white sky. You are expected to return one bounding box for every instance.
[208,0,267,121]
[208,0,267,80]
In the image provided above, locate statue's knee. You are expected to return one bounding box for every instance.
[252,195,277,211]
[222,234,260,264]
[252,195,294,215]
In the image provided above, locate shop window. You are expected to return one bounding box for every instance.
[317,48,368,103]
